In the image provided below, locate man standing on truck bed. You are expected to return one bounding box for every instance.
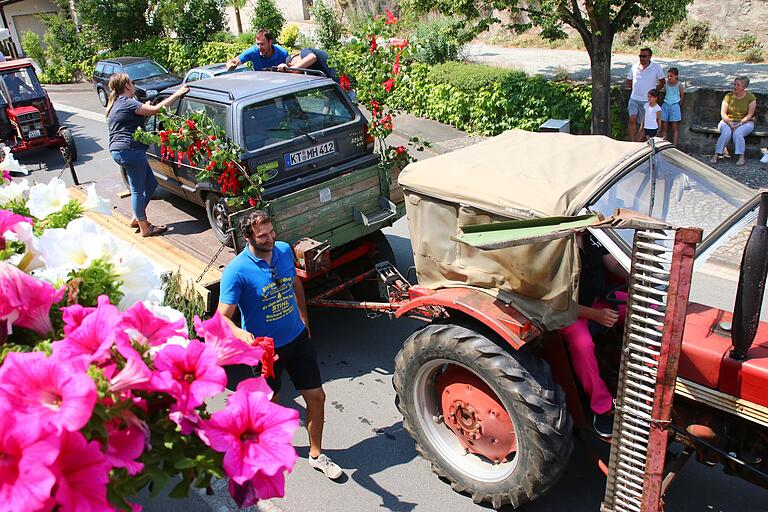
[226,29,289,72]
[217,209,344,481]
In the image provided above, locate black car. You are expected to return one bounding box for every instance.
[93,57,182,106]
[134,70,377,243]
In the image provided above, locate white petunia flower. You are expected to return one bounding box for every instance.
[37,217,119,274]
[4,221,43,271]
[148,335,190,357]
[81,183,112,215]
[28,177,70,219]
[0,178,30,207]
[0,146,29,175]
[110,241,164,309]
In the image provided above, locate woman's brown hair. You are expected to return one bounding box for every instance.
[105,72,132,117]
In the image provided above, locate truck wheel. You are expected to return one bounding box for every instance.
[205,193,234,247]
[59,127,77,163]
[393,323,573,509]
[97,87,108,107]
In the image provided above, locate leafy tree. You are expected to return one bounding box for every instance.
[250,0,285,37]
[75,0,163,49]
[158,0,226,46]
[401,0,692,135]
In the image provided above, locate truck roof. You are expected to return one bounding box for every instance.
[169,70,334,102]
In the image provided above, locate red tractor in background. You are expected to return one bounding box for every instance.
[0,59,78,180]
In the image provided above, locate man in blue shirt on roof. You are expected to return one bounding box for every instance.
[217,209,344,482]
[226,28,289,72]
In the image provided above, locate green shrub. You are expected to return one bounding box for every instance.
[237,31,255,44]
[312,1,345,49]
[412,17,469,65]
[279,23,300,49]
[295,31,316,48]
[20,31,45,67]
[672,20,710,50]
[115,38,172,69]
[197,41,251,65]
[427,62,525,90]
[250,0,285,38]
[735,34,762,53]
[161,0,225,47]
[209,30,237,43]
[742,47,764,63]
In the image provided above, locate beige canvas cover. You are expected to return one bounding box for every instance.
[398,130,653,331]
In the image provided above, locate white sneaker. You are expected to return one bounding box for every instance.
[308,453,343,480]
[761,153,768,164]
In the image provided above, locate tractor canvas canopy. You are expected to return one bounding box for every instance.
[398,129,655,330]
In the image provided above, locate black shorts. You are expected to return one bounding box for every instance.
[644,128,658,137]
[264,329,322,394]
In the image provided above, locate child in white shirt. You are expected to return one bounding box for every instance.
[641,89,662,140]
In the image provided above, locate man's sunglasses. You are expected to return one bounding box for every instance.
[639,54,650,58]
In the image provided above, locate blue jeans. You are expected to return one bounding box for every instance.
[110,149,158,221]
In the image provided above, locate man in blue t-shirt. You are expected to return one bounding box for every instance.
[217,210,343,481]
[226,29,288,72]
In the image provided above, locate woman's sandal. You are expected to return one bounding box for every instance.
[141,225,168,237]
[129,218,140,233]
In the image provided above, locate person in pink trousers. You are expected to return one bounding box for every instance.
[561,231,627,439]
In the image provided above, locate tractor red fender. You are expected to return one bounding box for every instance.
[395,287,541,350]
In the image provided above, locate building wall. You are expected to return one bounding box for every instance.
[224,0,316,35]
[2,0,60,55]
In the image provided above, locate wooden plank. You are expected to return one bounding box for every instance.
[675,377,768,428]
[269,165,379,213]
[68,187,219,309]
[274,187,380,234]
[271,175,381,223]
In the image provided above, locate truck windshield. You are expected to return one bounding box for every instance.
[0,68,45,103]
[241,85,355,151]
[589,148,754,246]
[124,61,168,80]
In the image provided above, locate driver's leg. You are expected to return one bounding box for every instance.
[561,318,613,416]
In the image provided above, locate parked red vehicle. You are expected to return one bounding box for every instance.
[0,59,77,166]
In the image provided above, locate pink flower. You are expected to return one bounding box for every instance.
[255,337,275,379]
[0,261,65,335]
[154,339,226,414]
[382,78,396,92]
[384,9,399,24]
[1,169,10,182]
[194,313,265,367]
[229,470,286,507]
[339,74,351,92]
[0,351,96,433]
[198,378,298,485]
[0,210,32,250]
[121,301,187,347]
[108,354,154,394]
[53,295,127,363]
[0,406,60,512]
[105,420,146,475]
[51,430,111,512]
[61,303,96,336]
[168,410,201,435]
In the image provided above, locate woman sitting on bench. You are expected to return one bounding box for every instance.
[711,76,757,167]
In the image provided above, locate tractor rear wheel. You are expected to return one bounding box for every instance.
[59,127,77,163]
[393,323,573,509]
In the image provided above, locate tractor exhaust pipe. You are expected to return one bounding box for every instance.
[731,192,768,360]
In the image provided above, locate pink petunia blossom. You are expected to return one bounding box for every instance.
[0,405,60,512]
[51,430,112,512]
[53,295,128,363]
[104,420,146,475]
[0,210,32,250]
[61,303,96,336]
[168,409,202,435]
[198,378,298,485]
[0,351,96,433]
[228,470,286,507]
[0,260,65,335]
[154,339,227,414]
[194,313,265,367]
[108,354,154,394]
[1,169,10,182]
[121,301,187,347]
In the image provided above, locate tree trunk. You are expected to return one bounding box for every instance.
[235,7,243,35]
[589,37,614,136]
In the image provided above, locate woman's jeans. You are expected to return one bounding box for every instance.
[716,120,754,156]
[110,149,158,221]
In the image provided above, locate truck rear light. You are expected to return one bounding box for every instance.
[363,123,375,148]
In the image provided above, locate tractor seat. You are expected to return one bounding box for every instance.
[679,303,768,408]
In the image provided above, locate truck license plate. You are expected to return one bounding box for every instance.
[284,141,335,168]
[28,129,41,138]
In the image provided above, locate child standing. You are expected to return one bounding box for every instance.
[642,89,662,140]
[660,68,685,145]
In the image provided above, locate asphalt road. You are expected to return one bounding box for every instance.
[24,87,768,512]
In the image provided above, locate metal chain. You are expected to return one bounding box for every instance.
[196,241,227,283]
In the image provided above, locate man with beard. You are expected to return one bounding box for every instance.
[217,209,344,481]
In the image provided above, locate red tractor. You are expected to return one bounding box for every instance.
[376,131,767,510]
[0,59,77,179]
